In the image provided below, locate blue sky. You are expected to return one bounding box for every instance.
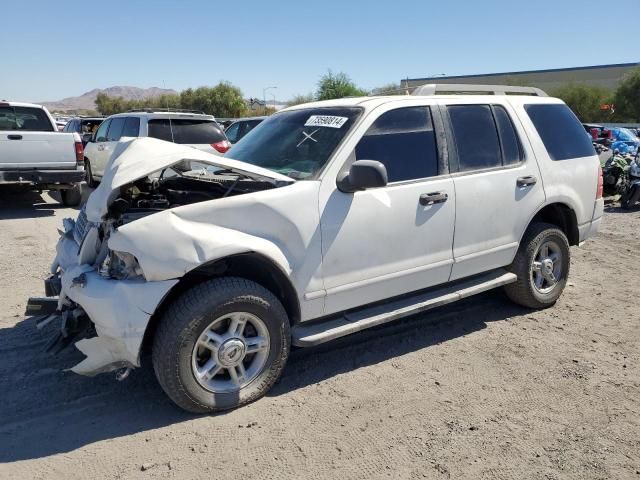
[2,0,638,102]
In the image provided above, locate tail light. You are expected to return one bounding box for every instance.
[596,165,603,199]
[75,140,84,166]
[211,140,231,153]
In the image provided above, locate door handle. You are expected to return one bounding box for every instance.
[7,134,22,140]
[419,192,448,206]
[517,175,537,187]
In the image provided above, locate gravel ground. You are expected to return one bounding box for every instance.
[0,188,639,480]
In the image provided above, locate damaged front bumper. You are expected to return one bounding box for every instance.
[28,227,177,376]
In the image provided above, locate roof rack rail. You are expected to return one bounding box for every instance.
[412,83,548,97]
[126,108,208,114]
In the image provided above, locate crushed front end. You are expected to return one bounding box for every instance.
[27,206,177,376]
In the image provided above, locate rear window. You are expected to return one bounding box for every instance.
[147,119,225,144]
[525,104,595,160]
[0,106,54,132]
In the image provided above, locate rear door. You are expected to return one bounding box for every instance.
[443,102,545,280]
[0,105,77,169]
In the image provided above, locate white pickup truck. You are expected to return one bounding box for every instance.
[0,101,85,205]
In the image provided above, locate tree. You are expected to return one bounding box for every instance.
[551,83,613,122]
[95,81,248,117]
[370,83,405,95]
[614,68,640,122]
[316,71,367,100]
[286,93,315,106]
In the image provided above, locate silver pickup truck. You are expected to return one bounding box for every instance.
[0,101,85,205]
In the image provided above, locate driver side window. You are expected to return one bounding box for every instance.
[355,106,439,183]
[95,119,111,142]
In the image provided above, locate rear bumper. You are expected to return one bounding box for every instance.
[578,198,604,244]
[0,168,84,186]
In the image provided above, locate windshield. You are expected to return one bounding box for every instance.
[224,107,362,179]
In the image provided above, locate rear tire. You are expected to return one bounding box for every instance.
[59,184,82,207]
[152,277,290,413]
[504,222,570,309]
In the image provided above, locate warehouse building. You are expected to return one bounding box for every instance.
[404,62,640,93]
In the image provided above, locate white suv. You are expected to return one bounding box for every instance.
[83,109,229,186]
[31,84,604,413]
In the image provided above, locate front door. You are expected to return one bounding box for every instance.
[319,105,456,315]
[443,102,546,280]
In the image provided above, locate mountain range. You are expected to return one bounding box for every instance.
[41,86,178,112]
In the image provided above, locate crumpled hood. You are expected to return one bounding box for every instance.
[85,137,294,222]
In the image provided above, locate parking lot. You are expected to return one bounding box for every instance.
[0,188,638,479]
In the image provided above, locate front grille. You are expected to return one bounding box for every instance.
[73,207,90,244]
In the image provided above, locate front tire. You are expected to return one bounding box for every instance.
[59,184,82,207]
[504,222,570,309]
[84,159,96,188]
[152,277,290,413]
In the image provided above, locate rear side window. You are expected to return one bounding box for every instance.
[106,117,125,142]
[448,105,502,172]
[525,104,595,160]
[121,117,140,137]
[147,119,226,144]
[493,106,523,165]
[355,106,439,182]
[0,106,54,131]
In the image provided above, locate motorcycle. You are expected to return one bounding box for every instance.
[601,150,632,198]
[621,156,640,209]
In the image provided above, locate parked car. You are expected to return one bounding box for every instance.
[0,101,84,205]
[83,109,230,187]
[582,123,612,145]
[62,117,105,145]
[224,116,266,144]
[29,84,603,412]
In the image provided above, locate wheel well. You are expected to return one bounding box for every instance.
[529,203,579,246]
[139,252,301,359]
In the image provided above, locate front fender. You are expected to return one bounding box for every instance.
[108,209,292,282]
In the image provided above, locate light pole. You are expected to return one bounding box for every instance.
[263,86,277,114]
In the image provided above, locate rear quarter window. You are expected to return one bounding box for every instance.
[525,104,595,160]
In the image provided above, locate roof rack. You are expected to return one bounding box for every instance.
[412,83,548,97]
[126,108,208,114]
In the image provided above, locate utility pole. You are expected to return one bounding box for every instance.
[263,86,277,115]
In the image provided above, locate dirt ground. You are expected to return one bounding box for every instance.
[0,188,639,480]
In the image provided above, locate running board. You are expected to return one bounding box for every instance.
[292,270,517,347]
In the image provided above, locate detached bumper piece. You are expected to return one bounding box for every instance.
[25,296,92,355]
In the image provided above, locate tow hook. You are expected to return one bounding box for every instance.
[115,367,132,381]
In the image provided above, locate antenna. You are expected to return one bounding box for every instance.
[163,80,175,143]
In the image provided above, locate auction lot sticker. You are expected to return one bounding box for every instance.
[304,115,349,128]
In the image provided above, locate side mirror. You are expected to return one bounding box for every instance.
[337,160,388,193]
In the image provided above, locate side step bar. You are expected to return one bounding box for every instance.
[292,270,517,347]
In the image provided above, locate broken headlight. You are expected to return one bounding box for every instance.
[99,250,145,280]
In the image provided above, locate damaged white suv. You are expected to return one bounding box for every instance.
[29,84,604,413]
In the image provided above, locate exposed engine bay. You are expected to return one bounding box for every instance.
[107,168,277,223]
